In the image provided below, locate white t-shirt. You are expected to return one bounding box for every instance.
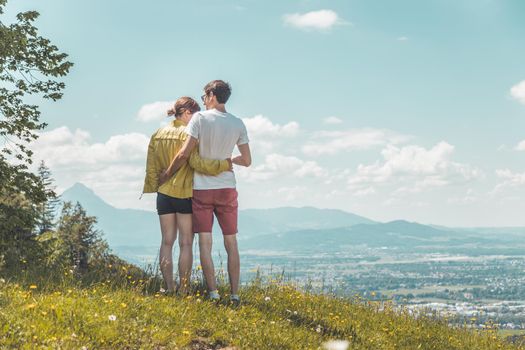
[185,109,249,190]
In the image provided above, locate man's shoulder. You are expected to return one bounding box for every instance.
[223,112,244,125]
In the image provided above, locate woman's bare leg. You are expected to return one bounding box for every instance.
[159,214,177,292]
[177,213,194,294]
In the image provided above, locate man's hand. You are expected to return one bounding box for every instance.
[159,169,171,185]
[227,158,233,171]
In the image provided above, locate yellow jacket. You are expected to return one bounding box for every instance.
[142,119,230,198]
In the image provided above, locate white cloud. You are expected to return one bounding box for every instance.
[323,116,343,124]
[136,101,173,122]
[29,126,152,210]
[492,169,525,194]
[397,36,409,41]
[510,81,525,105]
[347,141,481,194]
[515,140,525,151]
[32,127,149,168]
[302,128,409,156]
[242,115,299,154]
[283,10,344,31]
[447,189,478,205]
[243,115,299,138]
[277,186,307,201]
[236,153,325,183]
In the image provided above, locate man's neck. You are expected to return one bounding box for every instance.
[214,104,227,113]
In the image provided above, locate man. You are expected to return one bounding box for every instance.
[161,80,251,305]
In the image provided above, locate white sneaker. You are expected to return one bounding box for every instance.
[209,290,220,301]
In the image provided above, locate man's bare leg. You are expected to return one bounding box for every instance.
[198,232,217,294]
[223,234,240,296]
[176,213,194,295]
[159,214,177,292]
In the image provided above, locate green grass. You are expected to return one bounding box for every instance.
[0,276,523,350]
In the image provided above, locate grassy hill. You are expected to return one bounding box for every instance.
[1,278,522,350]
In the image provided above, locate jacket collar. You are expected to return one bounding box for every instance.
[172,119,186,127]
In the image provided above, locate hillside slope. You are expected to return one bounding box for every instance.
[0,280,521,350]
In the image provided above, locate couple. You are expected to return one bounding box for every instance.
[142,80,251,305]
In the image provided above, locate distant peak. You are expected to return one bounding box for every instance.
[66,182,95,193]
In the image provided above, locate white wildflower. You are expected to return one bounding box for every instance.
[316,324,322,333]
[322,340,350,350]
[264,296,271,302]
[108,315,117,321]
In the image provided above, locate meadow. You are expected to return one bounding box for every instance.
[1,269,523,350]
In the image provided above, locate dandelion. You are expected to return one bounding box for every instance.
[120,303,127,308]
[322,340,350,350]
[183,330,190,335]
[26,303,37,310]
[108,315,117,321]
[196,265,202,271]
[29,285,37,289]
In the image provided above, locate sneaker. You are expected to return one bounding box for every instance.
[230,294,240,307]
[209,290,220,301]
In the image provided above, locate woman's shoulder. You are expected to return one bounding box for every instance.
[153,123,186,140]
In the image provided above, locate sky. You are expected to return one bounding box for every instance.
[4,0,525,226]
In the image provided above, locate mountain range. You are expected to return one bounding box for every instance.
[61,183,525,252]
[61,183,374,246]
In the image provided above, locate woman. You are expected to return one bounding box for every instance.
[142,97,230,294]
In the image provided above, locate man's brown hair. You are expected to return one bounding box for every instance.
[204,80,232,104]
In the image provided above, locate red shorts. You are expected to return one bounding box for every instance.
[192,189,238,235]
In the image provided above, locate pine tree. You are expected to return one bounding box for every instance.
[36,161,60,234]
[57,202,104,274]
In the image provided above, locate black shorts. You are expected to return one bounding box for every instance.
[156,193,192,215]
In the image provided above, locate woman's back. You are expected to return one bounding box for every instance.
[144,119,194,198]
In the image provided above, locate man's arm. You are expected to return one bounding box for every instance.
[189,148,232,176]
[232,143,251,167]
[159,136,198,185]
